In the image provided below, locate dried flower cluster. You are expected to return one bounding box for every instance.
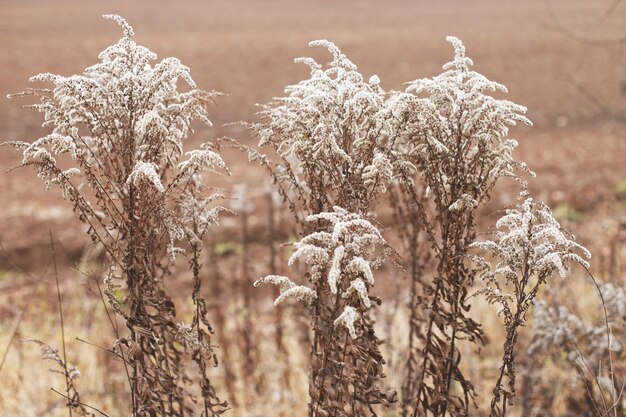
[522,280,625,416]
[256,207,395,416]
[387,36,533,417]
[26,339,89,416]
[252,40,395,217]
[471,196,591,416]
[251,42,398,417]
[5,15,227,416]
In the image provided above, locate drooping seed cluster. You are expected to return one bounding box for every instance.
[256,206,388,336]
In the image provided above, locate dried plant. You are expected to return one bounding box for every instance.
[387,183,431,417]
[3,15,227,416]
[523,280,625,416]
[255,207,396,416]
[249,40,397,416]
[471,195,592,415]
[386,36,532,416]
[249,39,394,218]
[3,17,614,417]
[264,182,294,413]
[25,339,94,416]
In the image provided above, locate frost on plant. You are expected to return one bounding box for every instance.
[4,15,228,416]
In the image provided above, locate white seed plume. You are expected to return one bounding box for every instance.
[254,275,317,306]
[256,207,387,326]
[472,197,591,284]
[334,306,360,339]
[126,161,165,193]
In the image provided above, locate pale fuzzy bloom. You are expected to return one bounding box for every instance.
[362,152,393,193]
[22,133,77,165]
[102,14,134,37]
[45,134,77,158]
[310,264,325,283]
[62,167,81,177]
[254,275,317,306]
[50,167,81,197]
[331,218,384,244]
[178,192,228,251]
[11,13,222,190]
[275,285,317,306]
[167,244,185,261]
[260,207,387,332]
[529,290,625,381]
[288,244,329,268]
[68,367,81,381]
[175,322,209,353]
[527,301,589,355]
[472,196,590,284]
[295,207,386,298]
[177,148,227,176]
[346,256,374,285]
[22,146,55,165]
[163,214,185,258]
[328,245,345,294]
[334,306,360,339]
[24,338,81,380]
[343,278,371,308]
[599,281,626,319]
[255,40,393,207]
[369,74,381,85]
[254,275,294,292]
[136,110,169,140]
[389,36,532,210]
[449,193,478,212]
[443,36,474,71]
[126,161,164,192]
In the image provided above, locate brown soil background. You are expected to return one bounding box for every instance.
[1,0,624,267]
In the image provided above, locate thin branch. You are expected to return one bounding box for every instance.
[0,282,38,377]
[51,388,110,417]
[50,231,72,417]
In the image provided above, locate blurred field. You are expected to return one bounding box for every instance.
[0,0,625,416]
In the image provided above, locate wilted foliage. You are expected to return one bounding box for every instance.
[4,15,228,416]
[472,195,591,415]
[387,36,533,416]
[251,41,397,417]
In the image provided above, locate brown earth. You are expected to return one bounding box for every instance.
[0,0,624,270]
